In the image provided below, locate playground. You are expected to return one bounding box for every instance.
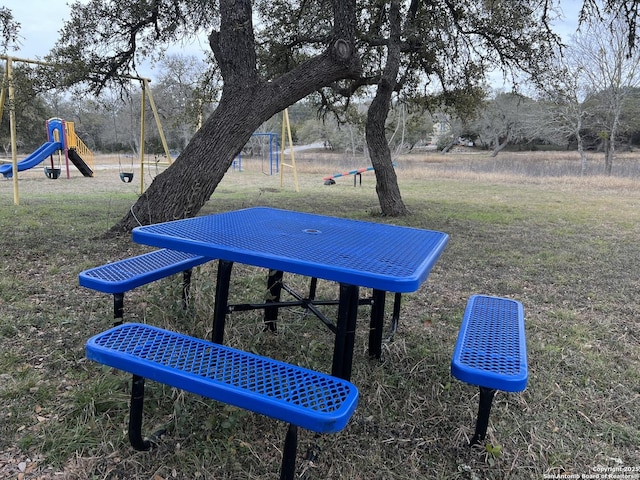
[0,140,394,199]
[2,149,640,479]
[1,55,175,203]
[0,118,94,180]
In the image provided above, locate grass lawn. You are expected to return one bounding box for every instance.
[1,150,639,479]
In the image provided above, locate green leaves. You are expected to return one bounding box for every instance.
[0,7,20,53]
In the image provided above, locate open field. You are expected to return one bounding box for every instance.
[1,150,640,479]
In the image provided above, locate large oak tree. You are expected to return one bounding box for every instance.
[50,0,362,232]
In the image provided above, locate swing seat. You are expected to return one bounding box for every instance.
[120,172,134,183]
[44,167,61,179]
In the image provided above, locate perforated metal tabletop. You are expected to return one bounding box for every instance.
[132,207,449,292]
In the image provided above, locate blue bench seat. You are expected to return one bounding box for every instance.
[86,323,359,478]
[451,295,527,445]
[79,249,209,322]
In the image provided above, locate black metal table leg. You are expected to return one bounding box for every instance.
[264,269,283,332]
[113,293,124,326]
[471,386,497,445]
[280,423,298,480]
[181,268,193,309]
[129,374,151,451]
[368,289,386,359]
[332,283,359,381]
[213,260,233,344]
[308,277,318,302]
[390,292,401,335]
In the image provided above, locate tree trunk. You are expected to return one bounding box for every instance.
[605,114,619,176]
[575,116,588,175]
[604,143,614,175]
[365,1,408,217]
[577,135,588,176]
[109,0,360,234]
[491,131,511,157]
[440,138,456,154]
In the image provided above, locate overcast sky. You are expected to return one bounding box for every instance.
[7,0,582,81]
[6,0,208,79]
[9,0,77,58]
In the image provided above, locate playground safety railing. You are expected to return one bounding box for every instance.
[65,121,94,171]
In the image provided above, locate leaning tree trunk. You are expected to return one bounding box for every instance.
[109,0,361,234]
[365,0,408,217]
[491,130,512,157]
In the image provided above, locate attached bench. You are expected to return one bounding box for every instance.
[451,295,527,445]
[79,249,209,323]
[86,323,359,479]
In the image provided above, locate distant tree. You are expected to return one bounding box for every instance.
[374,105,434,154]
[533,45,592,174]
[1,10,51,153]
[618,87,640,148]
[296,113,344,149]
[569,14,640,175]
[70,97,119,151]
[436,115,470,154]
[0,64,53,152]
[153,54,220,149]
[473,92,537,156]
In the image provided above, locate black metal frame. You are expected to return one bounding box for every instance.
[111,268,194,325]
[126,373,300,479]
[471,386,497,445]
[209,260,401,381]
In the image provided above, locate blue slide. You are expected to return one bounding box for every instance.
[0,142,63,178]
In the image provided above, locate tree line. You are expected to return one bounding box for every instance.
[5,59,640,167]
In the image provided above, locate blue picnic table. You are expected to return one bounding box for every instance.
[132,207,449,380]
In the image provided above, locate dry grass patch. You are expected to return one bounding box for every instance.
[1,150,639,479]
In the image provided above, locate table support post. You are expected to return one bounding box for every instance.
[280,423,298,480]
[128,374,151,451]
[113,293,124,326]
[390,292,402,335]
[369,289,386,359]
[213,260,233,344]
[471,386,496,445]
[308,277,318,302]
[264,269,283,332]
[181,268,193,309]
[332,284,359,380]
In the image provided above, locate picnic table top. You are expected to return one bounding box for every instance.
[132,207,449,292]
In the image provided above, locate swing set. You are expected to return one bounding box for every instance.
[0,54,172,204]
[236,132,280,175]
[113,100,135,183]
[234,109,299,192]
[118,76,172,193]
